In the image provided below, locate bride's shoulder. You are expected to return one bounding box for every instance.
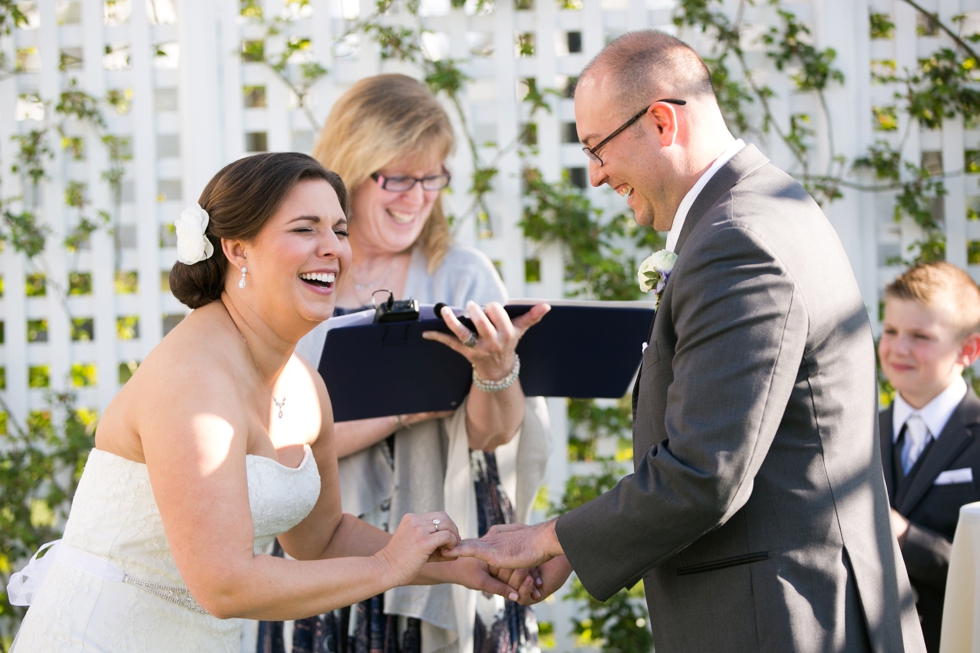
[287,354,333,445]
[287,352,332,439]
[131,305,242,401]
[97,304,248,459]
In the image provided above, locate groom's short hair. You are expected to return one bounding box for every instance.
[884,261,980,338]
[578,30,715,113]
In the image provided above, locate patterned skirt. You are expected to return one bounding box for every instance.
[257,451,537,653]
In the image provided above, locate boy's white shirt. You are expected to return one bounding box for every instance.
[892,375,968,444]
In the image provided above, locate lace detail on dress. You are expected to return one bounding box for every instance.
[248,447,321,554]
[12,445,320,653]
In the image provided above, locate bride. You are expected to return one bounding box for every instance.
[8,152,515,652]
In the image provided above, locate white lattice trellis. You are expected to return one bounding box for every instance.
[2,0,979,649]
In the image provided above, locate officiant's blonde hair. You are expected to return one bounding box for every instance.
[884,261,980,338]
[312,74,454,272]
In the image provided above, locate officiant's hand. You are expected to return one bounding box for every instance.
[442,519,564,571]
[397,410,455,428]
[422,301,550,382]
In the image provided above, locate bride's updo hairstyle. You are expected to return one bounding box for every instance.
[169,152,348,309]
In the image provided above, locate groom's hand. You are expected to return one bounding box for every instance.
[488,564,543,603]
[518,556,573,605]
[491,554,574,606]
[442,518,564,570]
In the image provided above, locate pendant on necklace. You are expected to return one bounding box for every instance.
[273,396,286,419]
[352,279,380,292]
[351,256,399,294]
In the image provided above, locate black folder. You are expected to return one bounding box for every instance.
[317,301,656,422]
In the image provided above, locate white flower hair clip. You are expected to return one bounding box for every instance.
[175,203,214,265]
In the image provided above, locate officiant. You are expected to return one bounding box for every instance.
[273,74,551,653]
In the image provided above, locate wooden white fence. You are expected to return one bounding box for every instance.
[1,0,978,649]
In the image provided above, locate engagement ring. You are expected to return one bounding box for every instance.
[433,519,440,533]
[462,332,478,348]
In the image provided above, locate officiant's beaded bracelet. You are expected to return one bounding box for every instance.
[472,354,520,393]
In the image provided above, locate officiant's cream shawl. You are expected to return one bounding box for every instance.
[297,244,551,653]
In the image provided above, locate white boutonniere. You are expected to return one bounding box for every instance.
[638,250,677,308]
[175,203,214,265]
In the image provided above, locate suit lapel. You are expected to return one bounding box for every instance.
[632,312,659,417]
[674,145,770,255]
[880,407,896,502]
[634,145,768,420]
[897,389,980,515]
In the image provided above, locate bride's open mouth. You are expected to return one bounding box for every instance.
[299,272,336,289]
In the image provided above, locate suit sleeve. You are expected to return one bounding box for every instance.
[556,222,809,600]
[902,521,952,590]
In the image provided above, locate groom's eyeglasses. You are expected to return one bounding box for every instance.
[582,99,686,167]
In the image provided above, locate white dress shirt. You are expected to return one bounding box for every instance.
[892,375,968,447]
[665,139,746,253]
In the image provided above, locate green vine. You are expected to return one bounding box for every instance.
[675,0,980,266]
[548,462,653,652]
[1,77,128,263]
[2,0,976,649]
[0,392,96,650]
[240,1,556,233]
[520,167,660,301]
[0,13,132,647]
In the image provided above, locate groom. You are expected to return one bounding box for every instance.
[449,31,925,652]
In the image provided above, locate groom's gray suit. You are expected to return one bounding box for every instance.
[555,145,924,652]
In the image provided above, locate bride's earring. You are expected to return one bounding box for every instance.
[238,266,247,289]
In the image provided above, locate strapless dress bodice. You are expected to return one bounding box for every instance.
[11,444,321,652]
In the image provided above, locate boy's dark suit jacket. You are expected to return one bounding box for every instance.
[881,388,980,653]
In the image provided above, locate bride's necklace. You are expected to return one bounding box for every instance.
[229,318,287,419]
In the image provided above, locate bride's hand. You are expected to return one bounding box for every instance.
[375,512,459,586]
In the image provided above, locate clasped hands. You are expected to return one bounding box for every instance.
[383,512,566,605]
[441,519,573,606]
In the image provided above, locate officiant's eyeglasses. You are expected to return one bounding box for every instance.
[582,99,686,167]
[371,169,451,192]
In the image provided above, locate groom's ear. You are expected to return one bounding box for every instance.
[649,103,679,147]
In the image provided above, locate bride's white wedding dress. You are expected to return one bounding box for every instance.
[10,444,320,652]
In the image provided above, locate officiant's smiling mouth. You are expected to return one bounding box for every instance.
[299,271,337,291]
[387,209,417,225]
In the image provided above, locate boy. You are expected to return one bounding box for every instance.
[879,261,980,653]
